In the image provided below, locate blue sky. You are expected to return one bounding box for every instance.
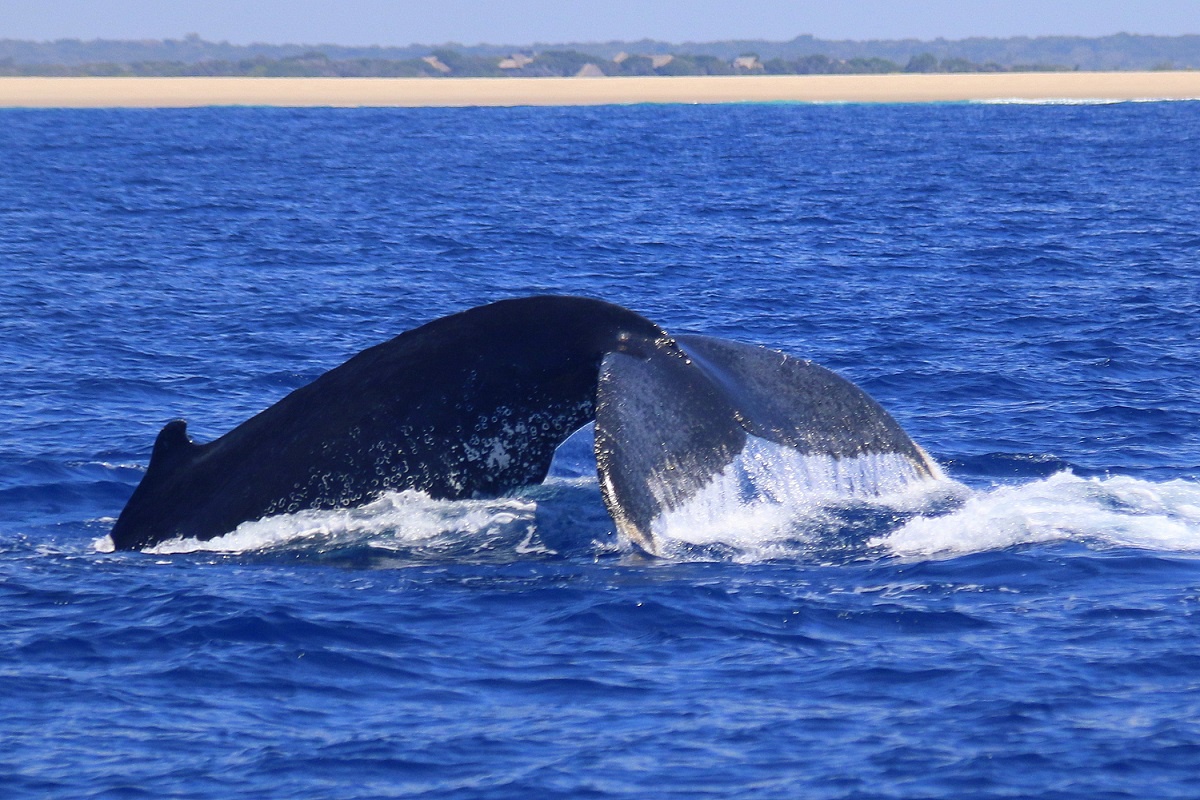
[1,0,1197,45]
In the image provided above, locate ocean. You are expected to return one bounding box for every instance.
[2,100,1199,798]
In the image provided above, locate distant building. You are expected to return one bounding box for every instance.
[733,55,763,71]
[498,53,535,69]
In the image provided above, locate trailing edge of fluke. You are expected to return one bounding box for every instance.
[110,296,938,553]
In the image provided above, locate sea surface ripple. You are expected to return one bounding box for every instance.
[2,101,1200,798]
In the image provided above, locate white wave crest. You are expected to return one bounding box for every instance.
[874,471,1200,559]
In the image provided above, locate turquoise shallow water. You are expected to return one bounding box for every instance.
[2,102,1200,798]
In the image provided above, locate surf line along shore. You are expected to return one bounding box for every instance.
[2,72,1200,107]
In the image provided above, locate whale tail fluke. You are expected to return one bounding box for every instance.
[595,334,939,554]
[112,297,940,555]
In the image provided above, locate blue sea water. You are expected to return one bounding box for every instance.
[2,100,1200,798]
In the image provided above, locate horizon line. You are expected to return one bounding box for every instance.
[4,30,1200,51]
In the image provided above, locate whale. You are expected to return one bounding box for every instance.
[110,296,939,553]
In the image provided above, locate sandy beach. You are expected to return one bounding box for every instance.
[1,71,1198,107]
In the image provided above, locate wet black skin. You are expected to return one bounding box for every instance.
[111,296,669,550]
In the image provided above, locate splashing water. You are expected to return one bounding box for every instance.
[874,471,1200,559]
[645,435,964,560]
[94,442,1200,566]
[94,490,547,562]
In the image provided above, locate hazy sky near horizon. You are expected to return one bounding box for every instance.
[1,0,1197,45]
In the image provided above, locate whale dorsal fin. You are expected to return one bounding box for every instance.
[147,419,201,475]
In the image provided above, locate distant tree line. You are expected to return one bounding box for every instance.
[0,49,1081,77]
[3,33,1199,71]
[761,53,1072,74]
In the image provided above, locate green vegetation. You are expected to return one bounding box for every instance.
[0,49,1080,78]
[0,52,439,77]
[2,32,1197,77]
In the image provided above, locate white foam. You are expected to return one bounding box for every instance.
[140,490,538,555]
[874,471,1200,559]
[971,97,1199,105]
[92,441,1200,564]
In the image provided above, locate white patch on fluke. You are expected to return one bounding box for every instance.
[874,471,1200,559]
[486,438,511,471]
